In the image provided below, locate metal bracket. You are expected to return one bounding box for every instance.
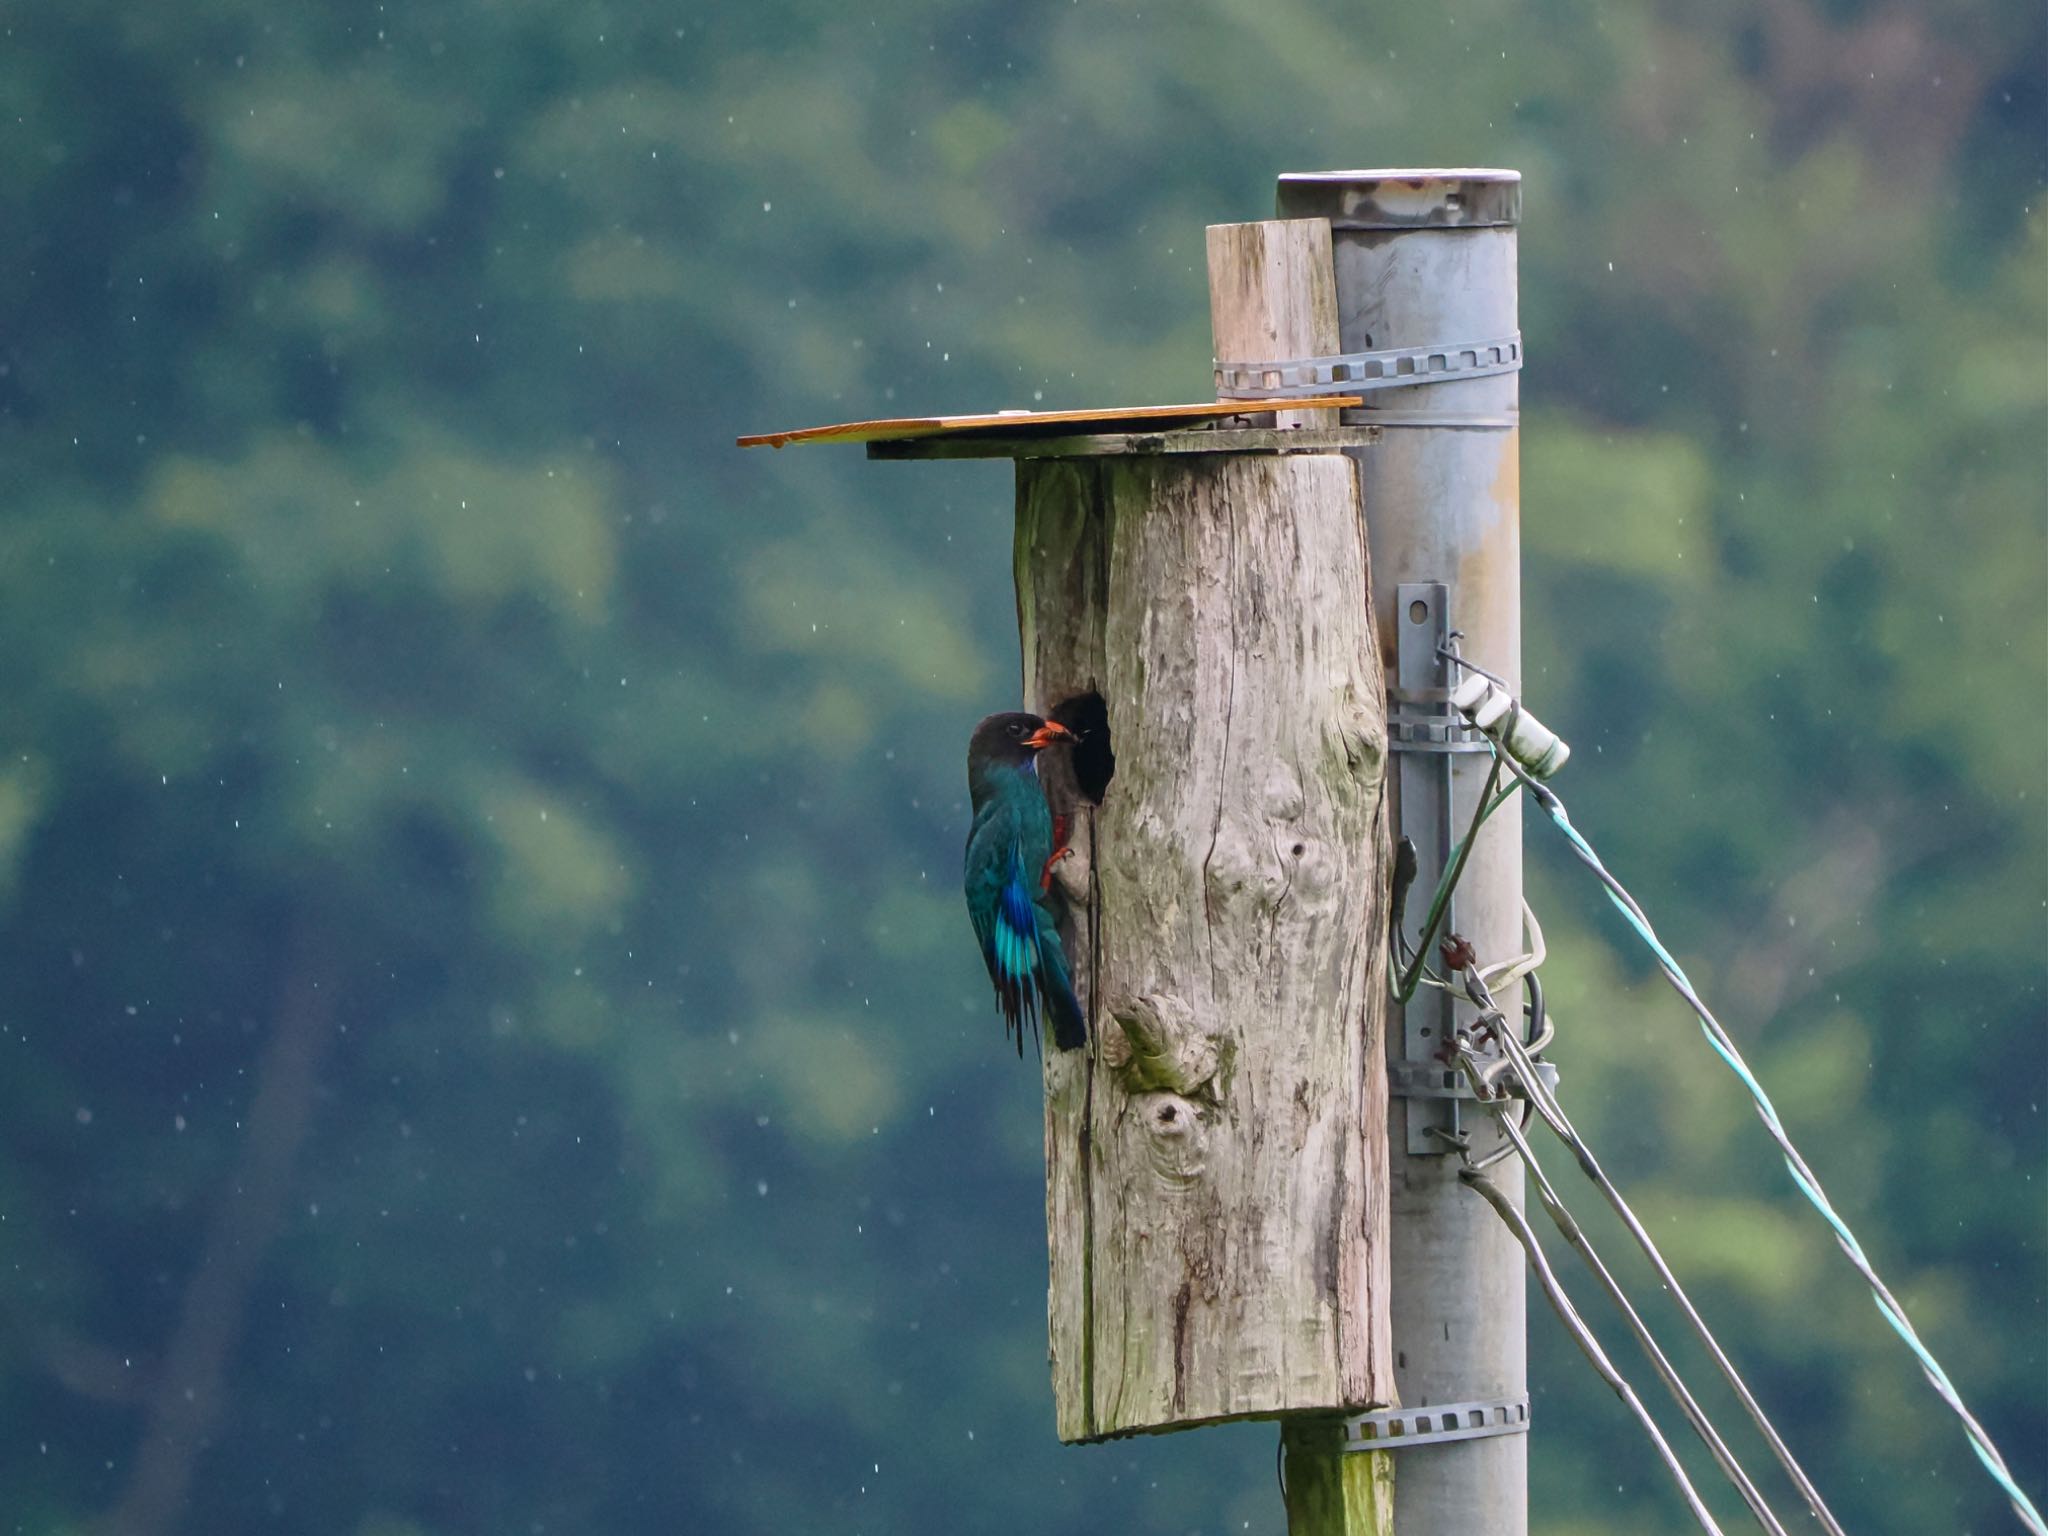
[1341,1397,1531,1453]
[1216,333,1522,401]
[1388,710,1491,755]
[1393,583,1462,1155]
[1390,1057,1560,1103]
[1340,407,1520,430]
[1389,1061,1477,1101]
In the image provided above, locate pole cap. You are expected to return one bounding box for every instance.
[1277,168,1520,229]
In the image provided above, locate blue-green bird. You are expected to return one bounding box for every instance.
[964,711,1088,1054]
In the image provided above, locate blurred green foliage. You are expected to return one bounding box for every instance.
[0,2,2041,1533]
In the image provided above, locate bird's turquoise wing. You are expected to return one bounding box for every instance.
[963,781,1086,1054]
[967,819,1043,1053]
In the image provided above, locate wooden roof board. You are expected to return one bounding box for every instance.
[735,397,1363,450]
[865,423,1382,460]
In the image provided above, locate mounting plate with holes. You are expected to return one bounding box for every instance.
[1341,1397,1530,1452]
[1388,1061,1475,1101]
[1393,581,1466,1155]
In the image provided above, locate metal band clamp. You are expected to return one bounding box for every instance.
[1390,1061,1477,1101]
[1391,1058,1558,1102]
[1388,713,1491,754]
[1215,333,1522,401]
[1342,1396,1531,1452]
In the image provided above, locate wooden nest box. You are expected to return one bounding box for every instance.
[745,219,1410,1445]
[1017,227,1391,1443]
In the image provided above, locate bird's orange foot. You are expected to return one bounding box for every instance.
[1040,844,1075,894]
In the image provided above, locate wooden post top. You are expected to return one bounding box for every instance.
[1205,218,1341,433]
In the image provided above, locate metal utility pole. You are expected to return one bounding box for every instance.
[1276,168,1529,1536]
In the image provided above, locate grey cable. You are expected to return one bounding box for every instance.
[1452,1031,1789,1536]
[1483,1005,1853,1536]
[1491,748,2042,1534]
[1459,1166,1728,1536]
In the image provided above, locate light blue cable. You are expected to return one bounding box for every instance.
[1509,759,2045,1536]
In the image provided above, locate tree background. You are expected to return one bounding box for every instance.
[0,2,2042,1533]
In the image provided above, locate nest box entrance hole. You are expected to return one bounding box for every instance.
[1049,690,1114,806]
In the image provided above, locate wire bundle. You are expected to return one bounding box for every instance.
[1409,657,2043,1533]
[1504,756,2044,1535]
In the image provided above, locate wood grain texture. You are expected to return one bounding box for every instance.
[1207,220,1341,432]
[1016,448,1393,1441]
[1015,460,1110,1428]
[1282,1417,1396,1535]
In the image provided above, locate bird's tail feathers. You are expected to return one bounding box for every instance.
[1036,924,1088,1053]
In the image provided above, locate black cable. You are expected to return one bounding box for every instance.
[1388,836,1419,972]
[1522,967,1548,1052]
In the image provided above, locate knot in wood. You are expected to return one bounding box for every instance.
[1105,992,1224,1104]
[1335,691,1387,783]
[1134,1091,1208,1187]
[1262,764,1306,820]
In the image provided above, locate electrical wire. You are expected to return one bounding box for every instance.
[1480,1008,1851,1536]
[1482,897,1546,999]
[1459,1166,1729,1536]
[1392,754,1510,1003]
[1422,901,1552,1156]
[1493,746,2046,1536]
[1414,898,1546,1021]
[1519,966,1553,1057]
[1452,1001,1793,1536]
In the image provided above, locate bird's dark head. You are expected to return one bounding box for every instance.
[968,711,1075,771]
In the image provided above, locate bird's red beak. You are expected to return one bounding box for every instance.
[1024,720,1077,750]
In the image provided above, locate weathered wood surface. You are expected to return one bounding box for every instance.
[1282,1418,1395,1536]
[1017,444,1393,1440]
[1228,222,1394,1510]
[1015,461,1102,1443]
[1207,219,1341,431]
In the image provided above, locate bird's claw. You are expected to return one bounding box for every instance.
[1040,843,1075,894]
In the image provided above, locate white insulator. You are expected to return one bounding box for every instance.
[1449,673,1572,780]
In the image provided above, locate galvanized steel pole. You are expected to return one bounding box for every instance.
[1276,168,1528,1536]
